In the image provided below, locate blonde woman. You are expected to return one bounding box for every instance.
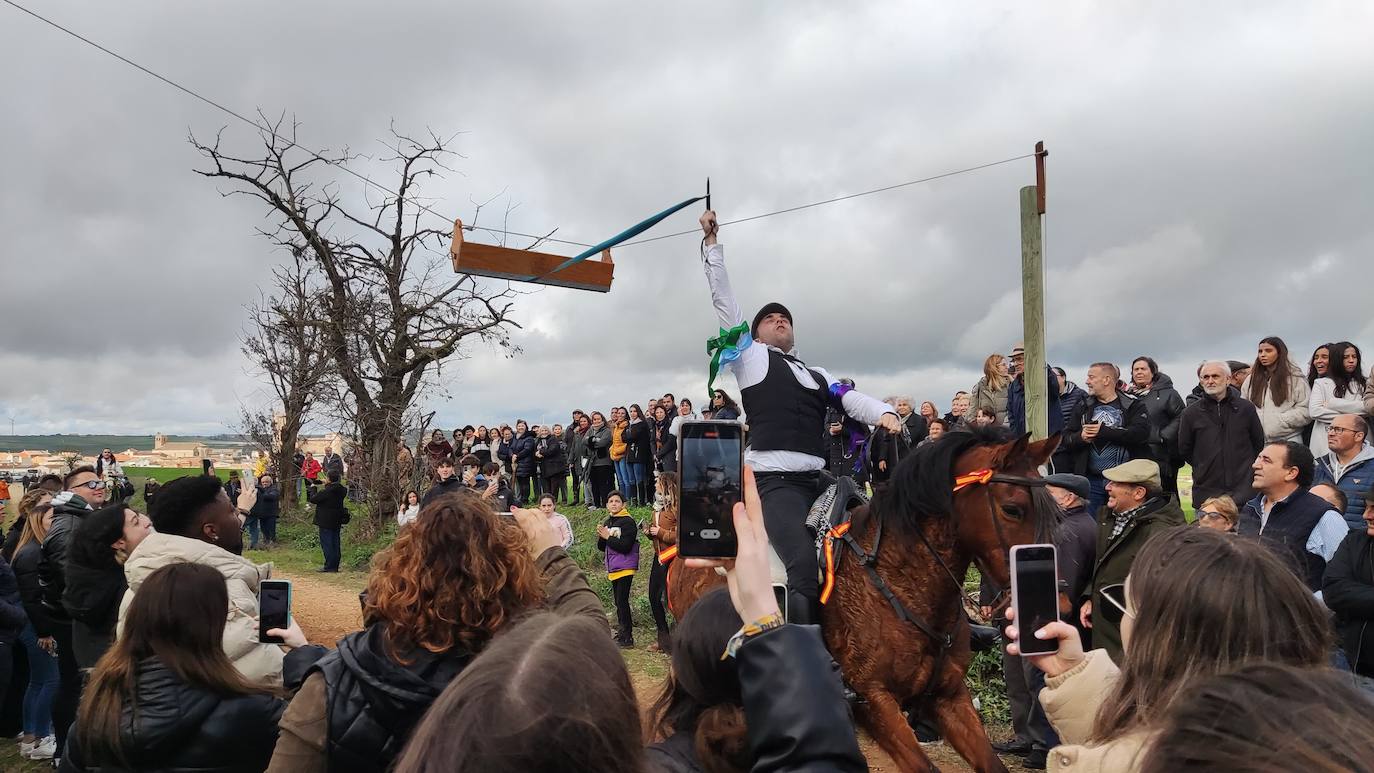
[970,353,1011,426]
[1196,496,1239,533]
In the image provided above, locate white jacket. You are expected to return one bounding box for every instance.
[1309,378,1368,456]
[1242,368,1310,443]
[119,531,285,685]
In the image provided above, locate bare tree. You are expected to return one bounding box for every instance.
[239,250,333,510]
[193,117,519,529]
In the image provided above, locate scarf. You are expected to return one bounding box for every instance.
[1110,497,1160,541]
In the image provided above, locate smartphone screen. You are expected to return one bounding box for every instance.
[676,421,743,559]
[1011,544,1059,656]
[259,580,291,644]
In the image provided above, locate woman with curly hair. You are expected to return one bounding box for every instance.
[267,495,608,773]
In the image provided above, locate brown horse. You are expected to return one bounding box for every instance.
[650,472,727,618]
[823,427,1060,773]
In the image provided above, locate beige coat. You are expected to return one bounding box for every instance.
[1241,368,1310,443]
[120,531,284,685]
[1039,649,1151,773]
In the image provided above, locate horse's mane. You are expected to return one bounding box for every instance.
[871,424,1029,535]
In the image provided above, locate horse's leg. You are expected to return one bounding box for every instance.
[929,684,1008,773]
[858,689,937,773]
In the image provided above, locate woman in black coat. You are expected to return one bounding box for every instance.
[623,404,654,506]
[510,421,538,507]
[652,405,678,474]
[534,427,567,505]
[62,505,152,670]
[62,562,313,773]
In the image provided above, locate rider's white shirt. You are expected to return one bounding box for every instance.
[702,242,894,473]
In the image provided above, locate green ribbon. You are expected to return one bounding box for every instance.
[706,321,751,402]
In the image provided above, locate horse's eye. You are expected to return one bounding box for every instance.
[1001,503,1025,520]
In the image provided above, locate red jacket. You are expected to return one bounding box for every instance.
[301,458,322,481]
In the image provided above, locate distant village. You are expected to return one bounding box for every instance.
[0,418,346,475]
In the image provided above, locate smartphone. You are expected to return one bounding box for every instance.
[1010,544,1059,656]
[258,579,292,644]
[772,583,788,621]
[676,421,744,559]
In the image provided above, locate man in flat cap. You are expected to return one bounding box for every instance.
[1080,459,1186,660]
[698,209,900,624]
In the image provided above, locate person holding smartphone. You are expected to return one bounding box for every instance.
[698,210,899,624]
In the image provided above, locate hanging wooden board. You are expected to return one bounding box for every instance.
[450,218,614,292]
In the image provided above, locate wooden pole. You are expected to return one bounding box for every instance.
[1020,184,1047,441]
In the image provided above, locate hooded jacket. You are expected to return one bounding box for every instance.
[119,532,285,685]
[1314,444,1374,530]
[1242,367,1311,443]
[39,491,96,623]
[59,656,288,773]
[266,546,608,773]
[1127,372,1185,462]
[624,419,654,467]
[970,376,1010,426]
[1323,529,1374,678]
[1177,385,1266,509]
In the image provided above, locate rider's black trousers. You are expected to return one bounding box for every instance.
[754,471,822,625]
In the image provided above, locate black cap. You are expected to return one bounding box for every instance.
[751,302,792,338]
[1043,473,1091,501]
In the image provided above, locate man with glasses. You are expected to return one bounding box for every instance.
[1178,360,1266,510]
[38,466,107,763]
[1240,441,1349,593]
[1080,459,1185,661]
[1313,414,1374,530]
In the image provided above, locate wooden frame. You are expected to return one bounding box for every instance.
[450,218,614,292]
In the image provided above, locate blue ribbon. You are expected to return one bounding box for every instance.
[536,195,706,279]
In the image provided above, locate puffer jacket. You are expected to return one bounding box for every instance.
[1323,529,1374,677]
[536,434,567,478]
[39,491,96,623]
[1242,367,1311,443]
[0,558,26,643]
[624,419,653,467]
[511,431,538,476]
[59,656,288,773]
[610,422,629,462]
[586,424,614,468]
[1314,445,1374,530]
[1129,372,1185,464]
[119,532,284,685]
[1038,649,1149,773]
[12,539,55,637]
[266,546,608,773]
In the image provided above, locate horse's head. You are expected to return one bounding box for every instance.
[874,426,1061,595]
[949,432,1061,592]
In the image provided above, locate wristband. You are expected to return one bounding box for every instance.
[722,611,785,660]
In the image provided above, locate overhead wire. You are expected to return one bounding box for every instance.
[4,0,1037,256]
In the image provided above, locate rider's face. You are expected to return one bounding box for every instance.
[757,313,794,351]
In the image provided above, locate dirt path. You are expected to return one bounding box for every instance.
[283,569,1005,772]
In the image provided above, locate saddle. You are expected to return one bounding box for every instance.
[806,476,869,605]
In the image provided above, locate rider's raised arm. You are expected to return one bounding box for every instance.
[700,210,768,387]
[814,366,898,426]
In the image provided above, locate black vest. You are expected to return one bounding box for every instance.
[740,349,829,458]
[1238,489,1330,591]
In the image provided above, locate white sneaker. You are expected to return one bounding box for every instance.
[18,739,34,756]
[27,735,56,760]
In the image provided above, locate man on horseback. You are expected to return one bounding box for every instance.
[698,209,901,624]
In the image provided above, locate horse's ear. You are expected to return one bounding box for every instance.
[990,433,1031,469]
[1025,433,1062,467]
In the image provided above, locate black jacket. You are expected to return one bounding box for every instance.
[2,518,24,563]
[535,435,568,478]
[308,482,350,530]
[1058,392,1150,477]
[250,483,280,520]
[310,623,474,773]
[654,418,678,473]
[39,492,95,624]
[511,432,538,476]
[419,476,464,509]
[0,557,27,642]
[645,624,865,773]
[1128,373,1186,465]
[12,540,54,637]
[1177,386,1266,509]
[824,407,867,482]
[1008,366,1065,437]
[1323,530,1374,678]
[624,420,654,467]
[59,656,287,773]
[62,560,126,669]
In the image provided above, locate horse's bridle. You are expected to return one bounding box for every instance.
[944,470,1053,611]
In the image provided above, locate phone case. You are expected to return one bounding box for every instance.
[1009,544,1059,656]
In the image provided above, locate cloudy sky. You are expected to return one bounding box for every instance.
[2,1,1372,435]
